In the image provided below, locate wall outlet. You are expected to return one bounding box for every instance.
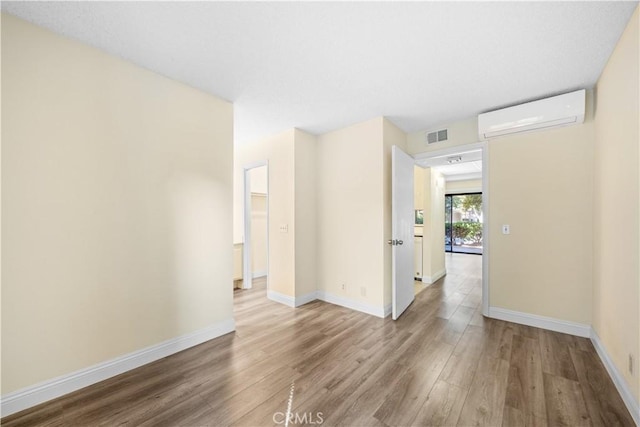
[360,287,366,297]
[341,283,345,291]
[502,224,510,235]
[629,354,634,375]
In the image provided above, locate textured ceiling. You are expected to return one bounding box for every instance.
[2,1,638,145]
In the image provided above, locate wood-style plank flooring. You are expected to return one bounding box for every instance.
[3,254,635,426]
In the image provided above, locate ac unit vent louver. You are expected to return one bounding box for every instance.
[426,129,448,144]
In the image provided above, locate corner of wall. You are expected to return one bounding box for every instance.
[316,117,386,311]
[294,129,318,298]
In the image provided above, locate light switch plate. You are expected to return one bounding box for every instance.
[279,224,288,233]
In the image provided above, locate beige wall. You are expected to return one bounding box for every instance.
[249,165,268,277]
[233,244,243,281]
[407,116,478,156]
[250,193,268,276]
[294,129,317,298]
[445,179,482,194]
[488,122,594,324]
[421,168,446,282]
[593,5,639,401]
[234,130,296,296]
[250,165,268,195]
[414,166,425,210]
[383,119,409,308]
[317,118,386,309]
[1,14,234,394]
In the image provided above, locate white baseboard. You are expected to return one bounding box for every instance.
[267,289,386,315]
[590,329,640,426]
[422,268,446,284]
[266,290,319,308]
[252,270,267,279]
[295,291,318,307]
[384,303,392,318]
[267,290,296,307]
[0,318,235,417]
[488,307,591,338]
[316,291,386,318]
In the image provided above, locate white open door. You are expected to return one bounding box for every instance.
[391,146,415,320]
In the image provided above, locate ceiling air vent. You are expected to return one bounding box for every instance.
[426,129,448,144]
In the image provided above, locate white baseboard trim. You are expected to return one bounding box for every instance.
[269,289,388,317]
[0,318,235,417]
[488,307,591,338]
[384,303,392,318]
[252,270,267,279]
[267,290,296,307]
[590,329,640,426]
[316,291,386,318]
[266,290,319,308]
[422,268,446,284]
[295,291,318,307]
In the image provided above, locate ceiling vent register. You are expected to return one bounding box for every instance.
[426,129,448,144]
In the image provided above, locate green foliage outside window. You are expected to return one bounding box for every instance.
[445,222,483,244]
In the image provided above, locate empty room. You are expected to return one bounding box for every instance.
[2,2,639,426]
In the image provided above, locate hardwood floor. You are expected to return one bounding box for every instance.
[3,254,634,426]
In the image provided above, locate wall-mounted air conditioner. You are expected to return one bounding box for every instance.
[478,89,585,140]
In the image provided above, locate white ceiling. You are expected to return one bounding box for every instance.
[433,161,482,182]
[417,149,483,181]
[2,1,637,145]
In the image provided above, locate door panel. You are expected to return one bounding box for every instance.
[392,146,415,320]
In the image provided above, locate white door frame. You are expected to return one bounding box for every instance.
[414,141,490,316]
[243,161,269,290]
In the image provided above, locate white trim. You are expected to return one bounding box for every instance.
[384,304,392,318]
[444,172,482,182]
[242,161,269,291]
[267,290,296,307]
[488,307,591,338]
[422,268,446,284]
[413,142,485,161]
[252,270,267,279]
[444,186,482,194]
[316,291,387,318]
[242,166,253,290]
[295,291,318,307]
[267,290,319,308]
[0,318,235,417]
[590,329,640,426]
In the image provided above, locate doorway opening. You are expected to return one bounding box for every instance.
[445,193,483,255]
[413,142,488,316]
[241,162,269,292]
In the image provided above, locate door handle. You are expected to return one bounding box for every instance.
[387,239,404,246]
[397,240,403,245]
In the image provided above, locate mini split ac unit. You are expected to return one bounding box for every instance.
[478,89,585,140]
